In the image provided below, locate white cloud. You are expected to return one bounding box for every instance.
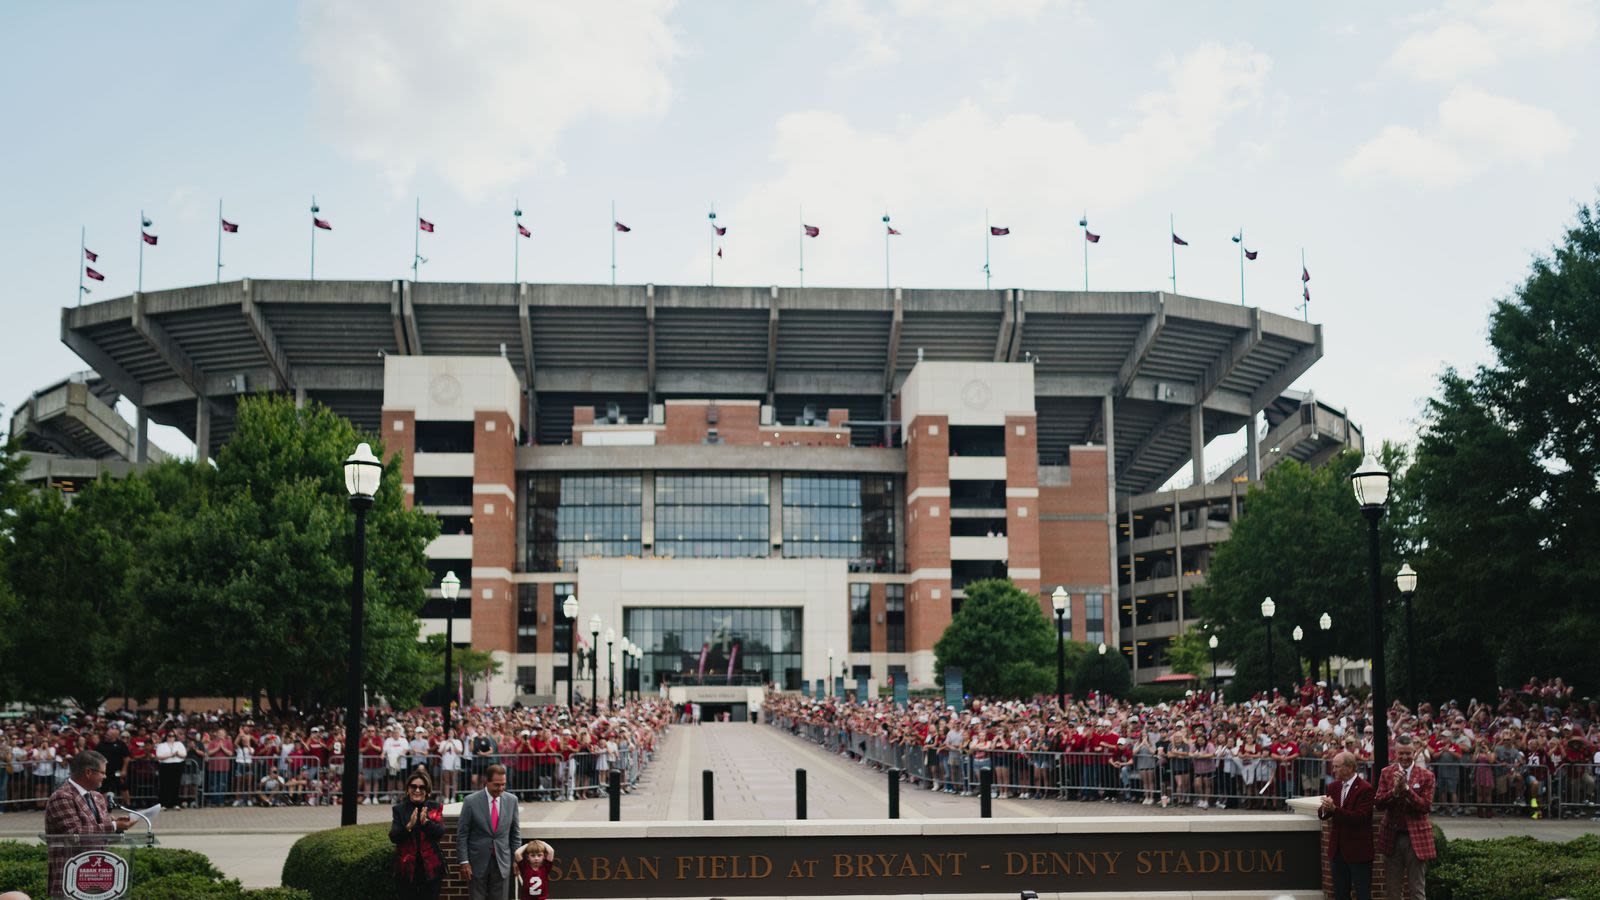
[1388,0,1597,82]
[813,0,1075,68]
[1341,88,1573,186]
[300,0,680,197]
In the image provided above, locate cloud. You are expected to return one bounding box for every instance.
[300,0,679,197]
[813,0,1074,68]
[1341,88,1573,186]
[1388,0,1597,82]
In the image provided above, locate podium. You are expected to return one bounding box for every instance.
[39,830,158,900]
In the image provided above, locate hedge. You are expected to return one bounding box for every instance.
[0,840,307,900]
[1430,833,1600,900]
[281,823,395,900]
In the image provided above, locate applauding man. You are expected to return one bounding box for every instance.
[1375,735,1436,900]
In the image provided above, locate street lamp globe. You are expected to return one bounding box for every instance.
[1261,597,1275,618]
[1051,586,1068,614]
[1319,612,1332,631]
[1208,634,1219,650]
[563,595,578,619]
[1292,625,1304,642]
[1097,642,1107,655]
[440,571,460,602]
[589,614,602,635]
[605,627,615,644]
[343,443,382,498]
[1395,562,1418,594]
[1350,457,1391,510]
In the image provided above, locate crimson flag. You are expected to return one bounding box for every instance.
[84,248,98,262]
[1085,230,1101,243]
[990,226,1009,236]
[1172,234,1188,246]
[887,225,901,235]
[803,224,820,237]
[221,219,239,233]
[314,217,332,230]
[85,267,105,281]
[1302,266,1310,282]
[142,232,158,246]
[717,247,723,258]
[1244,248,1258,260]
[517,223,532,238]
[614,221,631,232]
[419,218,435,233]
[1303,285,1310,301]
[713,224,727,236]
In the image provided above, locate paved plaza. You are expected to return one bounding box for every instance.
[2,723,1590,888]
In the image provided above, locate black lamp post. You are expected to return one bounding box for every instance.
[562,595,578,708]
[827,648,834,697]
[605,628,616,709]
[341,442,381,827]
[1351,457,1393,772]
[440,570,461,741]
[1208,634,1219,697]
[634,645,644,698]
[1396,563,1418,706]
[1051,586,1069,711]
[588,614,602,716]
[1261,597,1276,696]
[1291,625,1304,683]
[1096,642,1108,707]
[1319,612,1333,685]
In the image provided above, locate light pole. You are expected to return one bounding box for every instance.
[1096,642,1108,707]
[1051,586,1069,711]
[589,615,602,716]
[606,628,616,709]
[1291,625,1304,683]
[1208,634,1219,697]
[630,643,642,700]
[1319,612,1333,685]
[341,442,381,827]
[1396,563,1418,706]
[440,571,461,741]
[827,648,834,697]
[1261,597,1276,697]
[1351,457,1393,772]
[562,595,578,707]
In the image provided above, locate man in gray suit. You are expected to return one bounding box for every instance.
[457,763,519,900]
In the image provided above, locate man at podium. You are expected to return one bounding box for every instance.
[44,751,133,895]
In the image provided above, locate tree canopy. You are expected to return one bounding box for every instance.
[933,578,1056,698]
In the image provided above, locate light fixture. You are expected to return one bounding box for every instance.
[1051,586,1068,614]
[1208,635,1219,649]
[1395,563,1418,595]
[440,571,460,602]
[563,595,578,619]
[343,442,381,499]
[1350,457,1391,510]
[1261,597,1275,618]
[1097,642,1107,655]
[1319,612,1331,631]
[1292,625,1304,642]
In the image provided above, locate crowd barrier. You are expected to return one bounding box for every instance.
[0,749,651,810]
[773,718,1600,821]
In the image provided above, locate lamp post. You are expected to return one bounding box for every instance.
[341,442,381,827]
[589,615,602,716]
[1051,586,1069,711]
[1208,634,1219,697]
[827,648,834,697]
[1291,625,1304,682]
[1096,642,1108,707]
[619,639,630,702]
[440,571,461,741]
[630,643,642,700]
[1319,612,1333,685]
[1395,563,1418,706]
[1261,597,1276,697]
[1351,457,1393,772]
[563,595,578,707]
[605,628,616,709]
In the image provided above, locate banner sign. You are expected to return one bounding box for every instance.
[943,667,963,711]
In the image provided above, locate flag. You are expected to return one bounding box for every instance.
[517,223,531,238]
[990,226,1010,236]
[713,224,727,236]
[221,219,238,233]
[614,221,631,232]
[419,218,435,233]
[141,232,158,245]
[84,248,98,262]
[85,266,105,281]
[1172,234,1188,246]
[1302,266,1310,282]
[716,247,723,258]
[1085,230,1101,243]
[887,225,901,235]
[696,642,710,679]
[1303,285,1310,301]
[314,217,332,230]
[1244,248,1258,260]
[803,224,820,237]
[727,643,739,683]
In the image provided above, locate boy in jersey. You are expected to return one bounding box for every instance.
[514,838,556,899]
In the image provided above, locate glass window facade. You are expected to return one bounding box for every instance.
[654,474,769,559]
[885,585,905,652]
[781,475,897,572]
[1085,592,1105,646]
[624,607,802,690]
[849,583,872,652]
[527,474,643,572]
[516,585,538,654]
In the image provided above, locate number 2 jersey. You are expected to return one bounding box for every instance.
[517,858,551,900]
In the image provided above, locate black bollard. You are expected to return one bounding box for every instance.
[888,767,901,819]
[980,768,993,818]
[796,768,807,819]
[703,769,715,821]
[608,769,622,822]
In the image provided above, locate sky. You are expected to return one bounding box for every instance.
[3,0,1596,468]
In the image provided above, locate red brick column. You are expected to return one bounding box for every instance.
[904,414,951,678]
[472,411,517,660]
[380,409,416,509]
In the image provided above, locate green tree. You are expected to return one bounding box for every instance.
[1072,642,1131,698]
[1165,626,1215,679]
[933,579,1054,698]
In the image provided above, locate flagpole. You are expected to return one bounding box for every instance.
[984,209,991,290]
[310,196,319,280]
[1237,228,1245,306]
[413,197,420,283]
[1079,211,1089,291]
[78,226,85,307]
[709,205,717,287]
[216,199,224,285]
[514,201,522,283]
[1170,213,1177,294]
[1301,247,1309,322]
[611,200,617,286]
[882,213,891,290]
[137,209,145,293]
[798,206,805,289]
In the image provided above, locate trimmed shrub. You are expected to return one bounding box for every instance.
[132,845,228,883]
[129,872,247,900]
[0,858,47,898]
[281,824,395,900]
[0,840,253,899]
[0,841,45,864]
[245,889,314,900]
[1429,833,1600,900]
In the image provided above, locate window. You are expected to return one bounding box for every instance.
[885,585,905,652]
[1085,592,1105,646]
[414,420,475,453]
[623,607,803,691]
[948,425,1006,457]
[654,474,769,559]
[849,583,871,652]
[414,476,473,507]
[516,585,539,653]
[527,474,643,572]
[516,666,537,695]
[553,583,575,653]
[782,475,898,571]
[435,514,473,535]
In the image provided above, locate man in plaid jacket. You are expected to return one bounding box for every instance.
[44,751,133,895]
[1375,735,1436,900]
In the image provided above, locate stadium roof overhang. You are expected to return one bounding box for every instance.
[60,280,1322,494]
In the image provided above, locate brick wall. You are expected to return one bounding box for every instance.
[1005,414,1041,599]
[905,415,951,653]
[380,409,416,509]
[472,411,517,656]
[1038,446,1111,642]
[1318,818,1393,899]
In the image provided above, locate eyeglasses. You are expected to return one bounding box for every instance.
[407,784,428,792]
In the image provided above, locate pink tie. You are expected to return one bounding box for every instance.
[490,796,499,834]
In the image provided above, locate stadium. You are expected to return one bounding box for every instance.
[17,280,1360,710]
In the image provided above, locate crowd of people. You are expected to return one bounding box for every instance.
[766,676,1600,821]
[0,699,673,812]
